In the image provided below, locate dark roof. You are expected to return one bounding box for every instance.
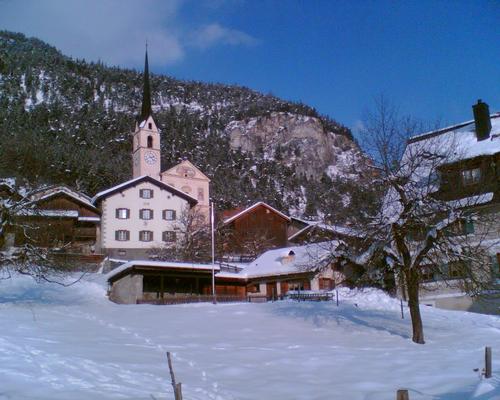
[92,175,198,206]
[139,48,152,122]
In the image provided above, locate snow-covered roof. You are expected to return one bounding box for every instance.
[406,113,500,164]
[92,175,198,205]
[223,202,291,224]
[288,222,362,241]
[382,113,500,223]
[30,185,96,210]
[234,242,340,279]
[106,260,220,282]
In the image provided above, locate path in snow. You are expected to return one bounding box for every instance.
[0,275,499,400]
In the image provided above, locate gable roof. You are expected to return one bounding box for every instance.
[161,159,211,182]
[222,202,291,225]
[30,185,97,211]
[92,175,198,205]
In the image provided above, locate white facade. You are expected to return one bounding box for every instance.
[94,177,196,258]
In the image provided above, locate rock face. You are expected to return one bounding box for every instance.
[227,112,365,179]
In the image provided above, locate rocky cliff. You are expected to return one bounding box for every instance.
[227,112,366,179]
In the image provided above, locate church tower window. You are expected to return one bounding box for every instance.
[147,136,153,148]
[148,122,152,129]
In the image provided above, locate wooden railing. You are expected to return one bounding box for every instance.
[287,292,334,301]
[137,294,248,305]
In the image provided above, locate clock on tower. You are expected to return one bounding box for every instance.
[132,49,161,180]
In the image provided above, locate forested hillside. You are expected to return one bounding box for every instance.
[0,30,377,221]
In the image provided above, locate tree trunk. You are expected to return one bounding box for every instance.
[405,268,425,344]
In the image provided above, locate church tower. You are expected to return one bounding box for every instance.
[132,48,161,179]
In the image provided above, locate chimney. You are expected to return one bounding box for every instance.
[472,99,491,141]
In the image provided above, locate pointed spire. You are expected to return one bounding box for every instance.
[140,45,152,122]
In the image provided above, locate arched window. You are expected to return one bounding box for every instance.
[147,135,153,148]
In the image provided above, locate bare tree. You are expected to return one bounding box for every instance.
[353,96,498,344]
[150,207,212,263]
[0,182,74,282]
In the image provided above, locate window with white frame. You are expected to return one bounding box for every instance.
[163,209,176,220]
[139,230,153,242]
[139,209,154,220]
[461,168,481,186]
[115,208,130,219]
[140,189,154,199]
[162,231,177,242]
[115,230,130,241]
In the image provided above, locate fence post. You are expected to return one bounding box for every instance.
[396,389,409,400]
[167,352,183,400]
[175,383,183,400]
[485,346,492,378]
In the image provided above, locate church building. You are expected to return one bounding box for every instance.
[94,50,210,259]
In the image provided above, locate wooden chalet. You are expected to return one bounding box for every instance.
[220,202,291,260]
[15,186,104,263]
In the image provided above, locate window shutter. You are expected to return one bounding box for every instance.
[162,210,166,220]
[126,209,130,219]
[150,210,154,219]
[172,210,176,220]
[115,231,119,240]
[150,190,154,198]
[465,218,474,234]
[115,209,119,218]
[126,231,130,240]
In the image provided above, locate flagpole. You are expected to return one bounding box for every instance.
[211,201,216,304]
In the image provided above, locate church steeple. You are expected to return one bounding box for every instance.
[132,46,160,180]
[140,47,152,122]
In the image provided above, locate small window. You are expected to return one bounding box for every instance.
[163,209,176,220]
[148,122,152,130]
[139,230,153,242]
[140,189,153,199]
[115,208,130,219]
[448,262,466,279]
[447,218,474,236]
[420,265,434,282]
[162,231,177,242]
[147,135,153,148]
[461,168,481,186]
[115,230,130,241]
[139,209,154,220]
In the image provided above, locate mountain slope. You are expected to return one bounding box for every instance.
[0,30,375,221]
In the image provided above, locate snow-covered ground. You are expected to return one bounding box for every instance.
[0,275,499,400]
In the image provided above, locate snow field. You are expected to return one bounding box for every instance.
[0,275,499,400]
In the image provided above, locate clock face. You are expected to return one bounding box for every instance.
[144,151,157,165]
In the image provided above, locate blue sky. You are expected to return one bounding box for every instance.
[0,0,499,133]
